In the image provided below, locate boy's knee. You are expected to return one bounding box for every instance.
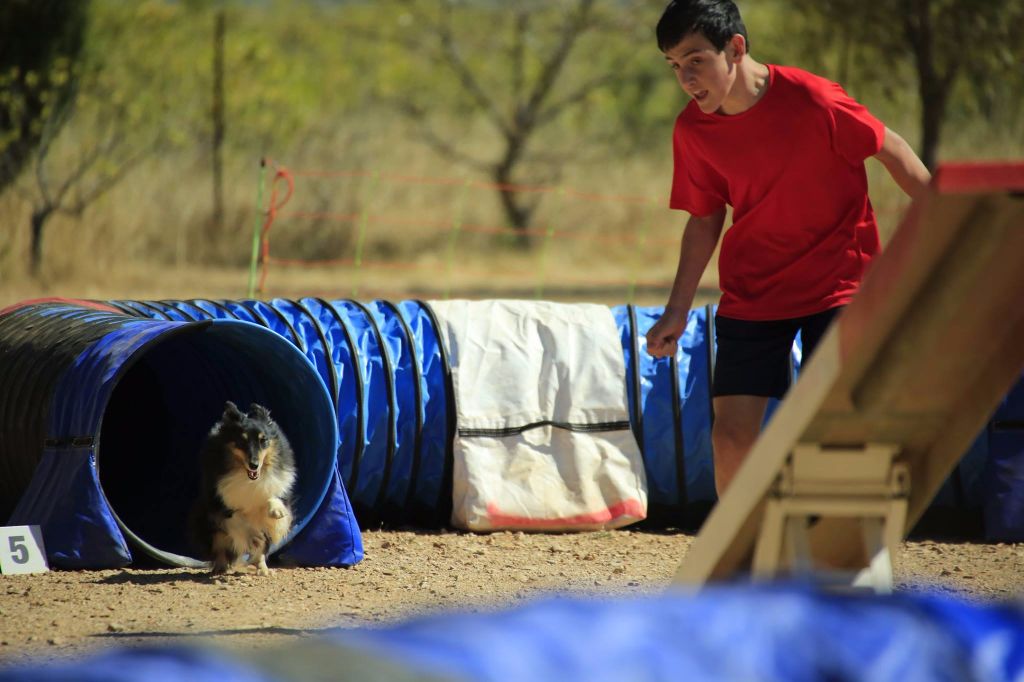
[711,401,765,463]
[713,410,759,440]
[712,426,749,466]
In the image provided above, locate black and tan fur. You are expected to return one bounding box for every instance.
[189,401,297,576]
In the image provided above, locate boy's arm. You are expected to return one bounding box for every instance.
[646,207,726,358]
[874,127,932,200]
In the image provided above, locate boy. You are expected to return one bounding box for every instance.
[645,0,932,495]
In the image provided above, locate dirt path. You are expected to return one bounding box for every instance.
[2,529,1023,669]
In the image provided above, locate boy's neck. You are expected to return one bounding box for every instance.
[719,57,770,116]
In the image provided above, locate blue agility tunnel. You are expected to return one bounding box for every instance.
[614,304,721,528]
[3,297,1020,571]
[108,298,455,530]
[0,300,357,569]
[109,299,1014,535]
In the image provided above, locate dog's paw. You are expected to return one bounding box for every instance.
[268,499,287,519]
[252,555,272,576]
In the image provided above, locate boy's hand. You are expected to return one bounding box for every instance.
[646,306,688,358]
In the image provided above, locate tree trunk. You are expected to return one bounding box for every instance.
[904,0,951,171]
[495,181,533,248]
[493,137,534,248]
[211,9,226,233]
[916,43,950,172]
[918,82,947,172]
[30,206,54,276]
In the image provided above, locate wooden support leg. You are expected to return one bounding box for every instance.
[751,499,785,580]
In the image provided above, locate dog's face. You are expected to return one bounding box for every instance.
[216,401,283,481]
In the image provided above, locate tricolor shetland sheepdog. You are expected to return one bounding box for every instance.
[189,401,296,576]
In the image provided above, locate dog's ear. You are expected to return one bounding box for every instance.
[248,403,271,421]
[223,401,244,422]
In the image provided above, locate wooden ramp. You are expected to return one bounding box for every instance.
[674,162,1024,589]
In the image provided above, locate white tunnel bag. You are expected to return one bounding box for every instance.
[429,299,647,531]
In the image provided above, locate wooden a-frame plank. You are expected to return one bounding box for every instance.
[674,163,1024,585]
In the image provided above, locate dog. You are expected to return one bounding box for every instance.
[189,401,297,576]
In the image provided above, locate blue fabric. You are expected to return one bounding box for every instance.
[4,306,345,568]
[613,305,719,518]
[9,448,131,569]
[931,432,989,511]
[612,304,1004,528]
[269,299,337,402]
[111,300,175,320]
[330,300,392,522]
[187,299,241,321]
[0,647,279,682]
[297,298,363,507]
[397,300,450,522]
[8,586,1024,681]
[332,585,1024,682]
[276,467,364,567]
[90,299,364,565]
[366,301,418,522]
[166,300,212,321]
[13,316,188,567]
[245,300,303,352]
[984,372,1024,541]
[219,300,262,324]
[913,591,1024,681]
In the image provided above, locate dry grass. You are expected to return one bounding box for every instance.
[1,109,1018,311]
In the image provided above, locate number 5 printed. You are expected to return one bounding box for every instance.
[8,535,29,564]
[0,525,48,574]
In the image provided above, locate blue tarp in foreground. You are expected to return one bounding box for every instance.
[4,584,1024,681]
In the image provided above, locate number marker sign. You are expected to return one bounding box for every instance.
[0,525,49,575]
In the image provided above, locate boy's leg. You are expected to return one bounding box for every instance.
[712,394,770,495]
[711,315,799,495]
[799,306,844,363]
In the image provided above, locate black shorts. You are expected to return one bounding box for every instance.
[712,306,844,399]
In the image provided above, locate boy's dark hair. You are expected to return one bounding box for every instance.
[656,0,749,53]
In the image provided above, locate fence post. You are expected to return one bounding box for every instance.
[534,186,566,300]
[247,158,267,299]
[443,179,471,300]
[626,200,655,304]
[351,170,381,299]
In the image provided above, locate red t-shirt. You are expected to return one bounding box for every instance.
[670,64,886,320]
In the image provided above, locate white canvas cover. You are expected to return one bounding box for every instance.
[429,299,647,531]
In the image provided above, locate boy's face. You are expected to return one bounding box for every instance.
[663,32,742,114]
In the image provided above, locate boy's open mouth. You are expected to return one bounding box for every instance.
[693,90,709,102]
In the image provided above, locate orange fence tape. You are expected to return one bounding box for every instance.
[252,161,908,300]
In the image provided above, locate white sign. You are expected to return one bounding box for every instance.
[0,525,49,575]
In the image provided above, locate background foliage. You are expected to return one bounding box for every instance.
[1,0,1021,299]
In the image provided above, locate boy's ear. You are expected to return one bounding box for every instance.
[728,34,746,60]
[223,401,244,422]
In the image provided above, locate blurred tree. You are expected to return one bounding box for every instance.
[387,0,631,242]
[0,0,89,194]
[212,8,226,232]
[787,0,1024,170]
[13,2,178,275]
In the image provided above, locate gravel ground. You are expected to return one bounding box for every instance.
[1,528,1022,670]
